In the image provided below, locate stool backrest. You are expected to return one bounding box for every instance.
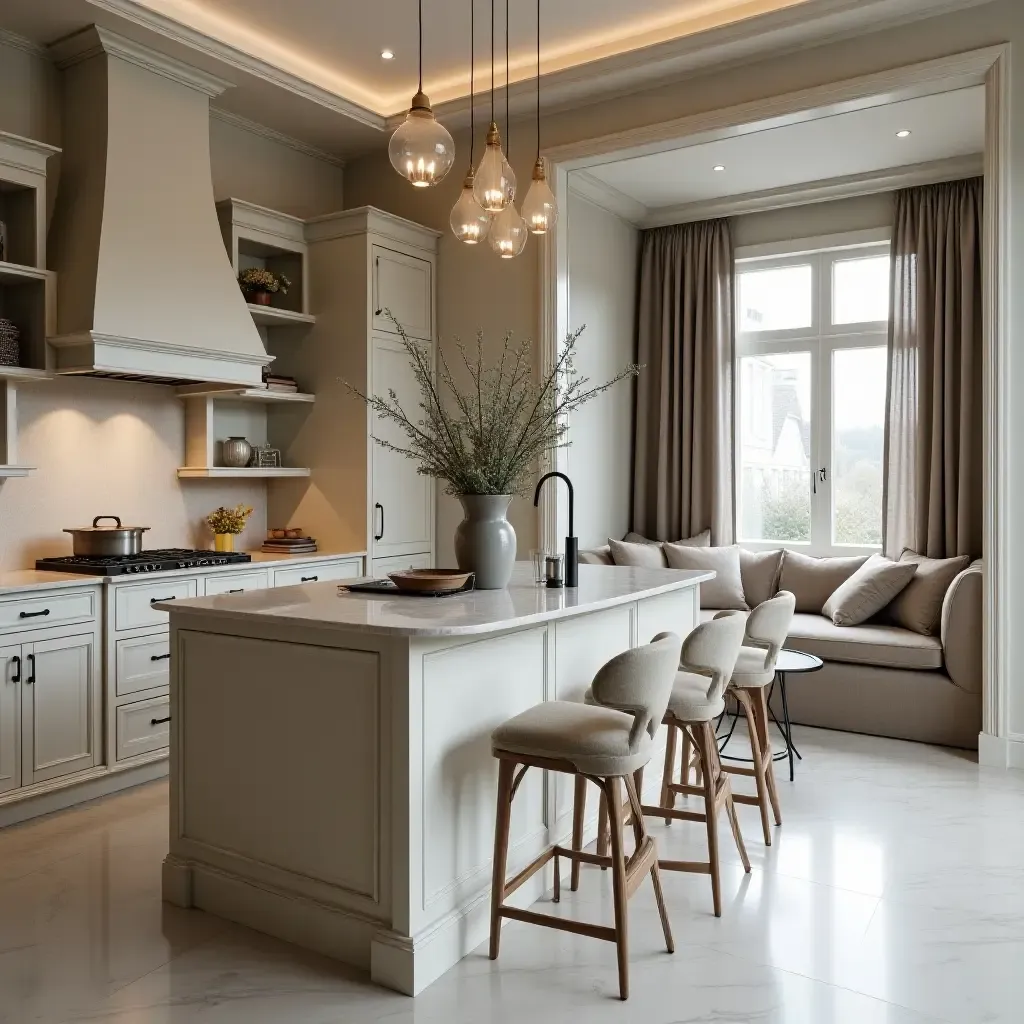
[682,611,747,702]
[590,631,683,752]
[744,590,796,671]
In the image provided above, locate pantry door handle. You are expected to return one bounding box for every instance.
[26,653,35,685]
[150,716,171,726]
[375,502,384,541]
[10,655,20,683]
[150,653,171,662]
[19,608,50,619]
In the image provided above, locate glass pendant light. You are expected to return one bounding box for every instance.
[389,0,456,187]
[473,0,515,212]
[522,0,557,233]
[450,0,491,243]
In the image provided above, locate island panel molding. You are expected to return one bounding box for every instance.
[161,564,706,994]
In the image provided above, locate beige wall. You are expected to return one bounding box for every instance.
[0,37,346,569]
[731,192,894,248]
[346,0,1024,737]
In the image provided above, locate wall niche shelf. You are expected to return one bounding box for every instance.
[176,466,311,480]
[176,384,314,405]
[247,304,315,328]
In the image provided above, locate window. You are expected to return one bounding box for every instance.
[736,237,890,554]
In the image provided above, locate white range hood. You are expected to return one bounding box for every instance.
[47,27,271,386]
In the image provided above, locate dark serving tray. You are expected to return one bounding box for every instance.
[340,576,476,599]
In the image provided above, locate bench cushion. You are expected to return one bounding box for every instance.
[785,613,944,671]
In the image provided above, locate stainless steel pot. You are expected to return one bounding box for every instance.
[64,516,150,557]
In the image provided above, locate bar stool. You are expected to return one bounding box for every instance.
[642,612,751,917]
[719,591,796,846]
[489,632,683,1001]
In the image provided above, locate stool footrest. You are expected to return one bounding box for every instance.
[625,837,657,898]
[640,802,706,823]
[732,793,761,807]
[499,906,617,943]
[552,844,610,869]
[667,782,705,797]
[722,764,757,777]
[659,858,712,875]
[503,847,554,901]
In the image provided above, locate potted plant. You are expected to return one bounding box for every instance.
[206,504,254,552]
[237,267,291,307]
[346,311,638,589]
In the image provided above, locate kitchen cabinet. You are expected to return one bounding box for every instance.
[203,570,269,596]
[0,645,20,795]
[271,558,362,588]
[372,246,432,340]
[371,552,433,577]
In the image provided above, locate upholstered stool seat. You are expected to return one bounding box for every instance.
[667,669,729,720]
[729,646,777,688]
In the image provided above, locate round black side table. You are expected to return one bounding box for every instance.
[718,648,823,781]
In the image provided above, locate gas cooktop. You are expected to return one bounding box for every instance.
[36,549,253,576]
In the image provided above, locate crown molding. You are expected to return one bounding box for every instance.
[210,108,345,168]
[51,25,233,97]
[568,171,648,226]
[639,154,984,228]
[85,0,385,130]
[0,28,49,60]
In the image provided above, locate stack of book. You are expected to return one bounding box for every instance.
[264,373,299,394]
[262,535,318,555]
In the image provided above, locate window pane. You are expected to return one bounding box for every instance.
[738,352,812,543]
[832,346,886,546]
[738,264,813,332]
[832,255,890,324]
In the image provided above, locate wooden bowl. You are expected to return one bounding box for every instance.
[387,569,472,593]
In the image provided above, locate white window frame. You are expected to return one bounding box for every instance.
[735,230,890,556]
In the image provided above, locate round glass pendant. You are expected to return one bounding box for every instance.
[388,91,456,187]
[522,158,558,234]
[488,203,528,258]
[450,172,492,243]
[473,122,516,212]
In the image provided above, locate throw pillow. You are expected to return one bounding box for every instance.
[663,543,748,610]
[779,550,869,614]
[579,546,613,566]
[739,548,783,608]
[609,537,667,568]
[881,549,971,635]
[623,529,710,548]
[622,531,660,545]
[822,554,918,626]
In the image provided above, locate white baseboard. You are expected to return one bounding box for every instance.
[977,731,1024,770]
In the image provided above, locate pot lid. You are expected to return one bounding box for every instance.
[63,516,150,532]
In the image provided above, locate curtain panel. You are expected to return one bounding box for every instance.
[631,219,735,545]
[883,177,983,559]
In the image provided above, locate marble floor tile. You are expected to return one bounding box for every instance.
[0,726,1021,1024]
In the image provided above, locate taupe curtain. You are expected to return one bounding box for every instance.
[883,177,983,559]
[632,219,734,544]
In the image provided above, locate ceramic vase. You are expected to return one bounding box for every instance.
[222,436,253,468]
[454,494,516,589]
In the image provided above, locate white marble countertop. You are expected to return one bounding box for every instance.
[158,563,714,637]
[0,551,366,596]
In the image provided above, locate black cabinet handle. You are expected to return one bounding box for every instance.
[301,575,318,583]
[374,502,384,541]
[19,608,50,619]
[228,588,244,594]
[150,716,171,726]
[150,596,176,604]
[150,653,171,662]
[26,653,35,685]
[10,655,20,684]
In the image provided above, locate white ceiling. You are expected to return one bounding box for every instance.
[584,87,985,213]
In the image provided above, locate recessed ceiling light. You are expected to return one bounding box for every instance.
[713,164,726,172]
[380,48,395,60]
[896,129,911,138]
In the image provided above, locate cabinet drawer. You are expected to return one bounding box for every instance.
[372,552,432,576]
[114,579,198,631]
[116,633,170,697]
[272,559,362,588]
[0,590,97,634]
[203,570,269,596]
[116,696,170,761]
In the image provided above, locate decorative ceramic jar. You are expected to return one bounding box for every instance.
[214,533,235,552]
[0,318,20,367]
[453,494,517,590]
[222,436,253,468]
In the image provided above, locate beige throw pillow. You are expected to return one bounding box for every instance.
[664,543,748,610]
[739,549,783,608]
[779,550,869,613]
[882,549,971,635]
[822,554,918,626]
[623,529,710,548]
[609,538,667,568]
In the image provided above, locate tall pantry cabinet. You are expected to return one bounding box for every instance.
[268,208,438,574]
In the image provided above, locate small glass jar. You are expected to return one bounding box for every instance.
[545,554,564,588]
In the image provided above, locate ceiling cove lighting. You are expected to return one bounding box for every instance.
[450,0,491,243]
[380,49,395,60]
[713,164,726,171]
[388,0,455,187]
[896,129,912,138]
[521,0,557,235]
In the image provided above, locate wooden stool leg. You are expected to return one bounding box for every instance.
[625,773,673,954]
[692,723,722,917]
[755,687,783,826]
[597,790,610,865]
[680,725,692,787]
[605,776,630,1000]
[489,758,516,959]
[713,726,751,874]
[570,774,586,891]
[661,719,677,824]
[735,687,773,847]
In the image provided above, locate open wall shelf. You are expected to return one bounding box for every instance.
[176,384,314,404]
[176,466,311,479]
[247,304,316,327]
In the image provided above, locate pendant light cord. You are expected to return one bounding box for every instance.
[490,0,494,123]
[535,0,540,159]
[418,0,423,92]
[469,0,475,168]
[505,0,510,153]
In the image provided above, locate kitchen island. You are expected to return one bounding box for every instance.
[159,563,710,994]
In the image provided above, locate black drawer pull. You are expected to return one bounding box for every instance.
[228,588,244,593]
[10,655,20,683]
[19,608,50,619]
[301,575,318,582]
[150,653,171,662]
[150,596,176,604]
[150,715,171,726]
[26,653,35,685]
